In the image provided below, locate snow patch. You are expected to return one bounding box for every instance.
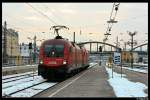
[2,71,38,79]
[105,67,147,97]
[2,76,45,96]
[11,82,57,97]
[122,67,147,74]
[89,63,97,67]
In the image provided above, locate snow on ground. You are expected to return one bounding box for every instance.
[2,74,37,83]
[122,67,148,74]
[105,67,147,97]
[89,63,98,68]
[25,64,37,66]
[2,64,37,69]
[2,70,38,79]
[2,76,45,96]
[133,63,148,66]
[11,82,57,97]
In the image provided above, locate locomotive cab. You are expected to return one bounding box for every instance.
[38,38,71,79]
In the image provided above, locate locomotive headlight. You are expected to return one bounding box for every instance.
[40,60,43,64]
[63,60,67,64]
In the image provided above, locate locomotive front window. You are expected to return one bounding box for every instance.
[44,44,64,57]
[44,45,53,57]
[55,45,64,57]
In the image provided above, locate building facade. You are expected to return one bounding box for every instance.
[19,43,30,64]
[19,43,40,64]
[121,51,139,63]
[2,26,4,56]
[2,21,19,65]
[6,28,20,57]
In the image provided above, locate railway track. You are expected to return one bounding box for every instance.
[2,74,57,97]
[2,63,97,97]
[121,64,148,74]
[3,81,57,97]
[11,82,57,97]
[3,74,38,84]
[2,70,39,84]
[32,63,98,97]
[2,70,71,97]
[2,71,38,80]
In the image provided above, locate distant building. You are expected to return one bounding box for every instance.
[20,43,30,57]
[19,43,40,64]
[2,22,19,65]
[2,26,4,56]
[7,28,20,56]
[121,51,139,63]
[19,43,30,64]
[133,52,139,63]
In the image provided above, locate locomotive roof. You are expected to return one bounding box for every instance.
[41,38,86,50]
[42,38,72,45]
[40,38,87,52]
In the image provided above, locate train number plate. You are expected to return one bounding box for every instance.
[49,61,56,64]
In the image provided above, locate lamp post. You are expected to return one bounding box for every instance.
[127,31,137,69]
[27,37,33,65]
[28,35,37,64]
[3,21,7,64]
[123,42,127,51]
[33,36,36,64]
[27,32,46,64]
[11,35,12,64]
[103,37,108,52]
[73,32,75,43]
[36,39,45,63]
[89,33,93,53]
[144,33,148,52]
[28,36,46,64]
[114,36,120,51]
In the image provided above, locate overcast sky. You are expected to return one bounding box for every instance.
[2,3,148,50]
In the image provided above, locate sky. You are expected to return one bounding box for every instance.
[2,3,148,50]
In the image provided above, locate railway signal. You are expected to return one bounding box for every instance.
[99,46,102,52]
[29,42,32,49]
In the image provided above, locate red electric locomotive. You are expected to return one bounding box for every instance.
[38,26,89,79]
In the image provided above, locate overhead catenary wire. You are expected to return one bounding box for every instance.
[41,4,67,26]
[34,4,106,34]
[26,3,73,38]
[26,3,58,25]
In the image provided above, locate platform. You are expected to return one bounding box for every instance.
[35,64,116,97]
[2,65,38,76]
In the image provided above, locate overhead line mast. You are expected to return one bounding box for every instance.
[102,3,120,50]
